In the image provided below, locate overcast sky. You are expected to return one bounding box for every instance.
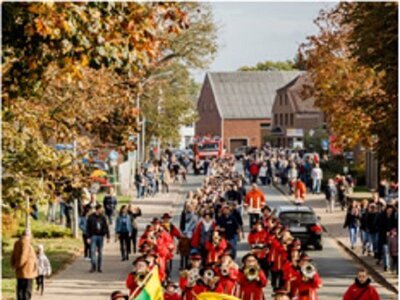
[192,2,336,83]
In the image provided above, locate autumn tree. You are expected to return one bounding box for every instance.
[1,2,207,209]
[239,60,297,71]
[298,2,397,180]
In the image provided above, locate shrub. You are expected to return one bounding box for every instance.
[15,221,72,238]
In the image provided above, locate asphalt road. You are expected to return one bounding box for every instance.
[172,168,397,300]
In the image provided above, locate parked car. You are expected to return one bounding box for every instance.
[273,205,323,250]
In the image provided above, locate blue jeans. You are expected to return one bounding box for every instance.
[369,232,379,254]
[383,244,390,269]
[313,179,321,194]
[90,235,104,271]
[228,235,238,260]
[135,184,143,198]
[349,227,358,248]
[360,230,369,250]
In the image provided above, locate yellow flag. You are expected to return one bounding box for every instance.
[197,292,240,300]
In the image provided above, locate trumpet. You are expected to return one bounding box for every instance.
[134,271,148,283]
[244,266,260,281]
[301,262,316,279]
[220,266,229,277]
[204,269,215,280]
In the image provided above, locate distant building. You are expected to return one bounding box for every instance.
[196,71,301,152]
[179,123,195,149]
[271,74,325,148]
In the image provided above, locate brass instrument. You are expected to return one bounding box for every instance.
[204,269,215,280]
[220,266,229,277]
[212,235,220,246]
[134,271,148,284]
[244,266,260,281]
[301,262,316,279]
[180,268,200,287]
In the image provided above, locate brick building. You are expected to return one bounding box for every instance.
[196,71,301,152]
[271,74,324,148]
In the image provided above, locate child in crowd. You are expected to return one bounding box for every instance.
[36,244,52,295]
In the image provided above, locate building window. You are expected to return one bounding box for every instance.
[274,114,278,126]
[290,113,294,126]
[285,114,288,125]
[285,94,288,105]
[279,114,283,125]
[279,94,282,106]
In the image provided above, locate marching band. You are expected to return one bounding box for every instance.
[123,156,322,300]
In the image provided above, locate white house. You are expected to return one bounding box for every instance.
[179,123,195,149]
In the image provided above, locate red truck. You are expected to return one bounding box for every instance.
[193,136,224,160]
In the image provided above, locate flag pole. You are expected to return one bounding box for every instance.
[128,267,157,300]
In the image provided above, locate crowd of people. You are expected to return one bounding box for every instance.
[118,156,326,300]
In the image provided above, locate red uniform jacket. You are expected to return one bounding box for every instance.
[215,267,239,295]
[205,239,228,265]
[164,292,182,300]
[282,262,301,297]
[249,163,260,176]
[268,236,279,264]
[126,272,140,297]
[245,189,266,210]
[191,221,217,249]
[237,269,268,300]
[163,223,182,240]
[182,282,210,300]
[248,230,269,259]
[342,282,380,300]
[295,273,322,300]
[272,243,287,272]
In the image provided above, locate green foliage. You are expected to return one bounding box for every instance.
[15,220,72,239]
[303,126,329,154]
[239,60,297,71]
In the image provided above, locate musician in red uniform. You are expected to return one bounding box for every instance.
[244,184,266,228]
[295,254,322,300]
[204,229,227,265]
[126,256,150,297]
[180,252,202,300]
[164,280,182,300]
[215,251,239,295]
[342,269,380,300]
[248,220,270,277]
[237,253,268,300]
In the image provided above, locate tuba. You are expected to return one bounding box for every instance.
[301,262,316,279]
[187,268,200,287]
[204,269,215,281]
[244,266,260,281]
[220,266,229,277]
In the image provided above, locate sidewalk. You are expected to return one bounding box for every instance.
[34,187,182,300]
[273,182,398,294]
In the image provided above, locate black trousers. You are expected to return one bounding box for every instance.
[36,275,44,295]
[249,213,260,230]
[82,234,91,258]
[17,278,33,300]
[131,228,138,254]
[119,232,131,259]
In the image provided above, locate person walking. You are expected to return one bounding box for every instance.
[325,179,337,213]
[217,205,240,260]
[127,205,141,254]
[134,168,145,199]
[11,229,38,300]
[343,201,361,250]
[35,244,51,296]
[79,207,92,260]
[365,203,380,258]
[244,184,266,229]
[342,269,380,300]
[115,205,133,261]
[103,188,118,225]
[311,164,323,194]
[258,162,268,186]
[287,162,298,195]
[87,204,110,273]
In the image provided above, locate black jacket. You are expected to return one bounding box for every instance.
[87,213,110,238]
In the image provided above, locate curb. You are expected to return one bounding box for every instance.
[272,182,398,294]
